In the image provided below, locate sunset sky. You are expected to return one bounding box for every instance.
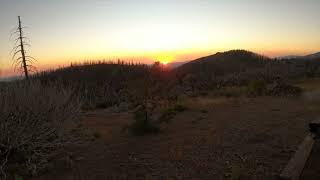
[0,0,319,77]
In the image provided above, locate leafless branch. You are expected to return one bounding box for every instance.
[11,50,23,60]
[26,56,37,62]
[10,16,36,80]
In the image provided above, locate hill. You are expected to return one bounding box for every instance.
[173,50,320,89]
[34,62,177,110]
[305,52,320,59]
[167,61,188,68]
[173,50,287,88]
[176,50,270,76]
[0,75,22,82]
[33,50,320,106]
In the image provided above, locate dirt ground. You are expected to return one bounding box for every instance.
[31,91,319,180]
[301,138,320,180]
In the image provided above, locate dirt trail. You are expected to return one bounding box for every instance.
[34,96,317,180]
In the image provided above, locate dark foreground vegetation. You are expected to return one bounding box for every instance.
[0,82,80,179]
[1,50,320,179]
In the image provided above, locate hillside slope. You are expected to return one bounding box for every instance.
[305,52,320,59]
[35,62,176,109]
[176,50,270,77]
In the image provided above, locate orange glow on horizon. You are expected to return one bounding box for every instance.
[1,47,319,78]
[154,53,175,65]
[161,61,169,65]
[1,0,320,79]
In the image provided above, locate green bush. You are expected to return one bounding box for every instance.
[230,164,244,180]
[159,108,176,123]
[93,131,101,139]
[128,107,159,136]
[172,104,187,112]
[246,80,267,96]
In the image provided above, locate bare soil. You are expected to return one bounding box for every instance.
[301,139,320,180]
[31,92,319,180]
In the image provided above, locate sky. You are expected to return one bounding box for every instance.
[0,0,320,77]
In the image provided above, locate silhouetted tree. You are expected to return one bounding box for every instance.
[11,16,36,80]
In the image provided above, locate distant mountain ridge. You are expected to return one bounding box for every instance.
[305,52,320,59]
[0,76,22,82]
[167,61,188,68]
[278,52,320,60]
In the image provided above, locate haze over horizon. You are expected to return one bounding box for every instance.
[0,0,320,77]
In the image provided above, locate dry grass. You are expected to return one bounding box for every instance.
[294,78,320,111]
[0,81,80,178]
[180,95,233,111]
[32,95,316,180]
[294,78,320,91]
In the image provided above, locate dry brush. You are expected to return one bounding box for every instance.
[0,81,80,178]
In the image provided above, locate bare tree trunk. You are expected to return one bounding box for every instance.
[18,16,29,80]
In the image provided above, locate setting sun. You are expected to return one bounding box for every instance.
[161,61,169,65]
[155,53,175,65]
[2,1,320,179]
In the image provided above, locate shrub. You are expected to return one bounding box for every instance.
[95,101,110,109]
[93,131,101,139]
[267,82,303,97]
[158,108,176,123]
[172,104,187,112]
[200,109,208,113]
[128,106,159,136]
[246,80,267,96]
[0,81,80,178]
[230,164,245,180]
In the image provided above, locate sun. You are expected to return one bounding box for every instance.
[155,53,175,65]
[161,61,169,65]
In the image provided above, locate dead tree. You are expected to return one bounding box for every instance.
[11,16,36,80]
